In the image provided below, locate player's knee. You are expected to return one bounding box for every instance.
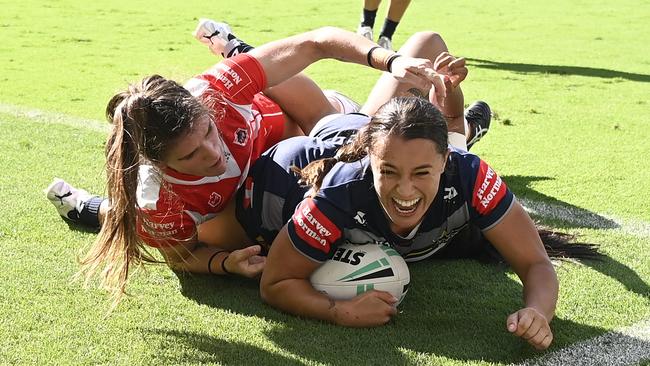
[411,31,442,47]
[402,31,446,59]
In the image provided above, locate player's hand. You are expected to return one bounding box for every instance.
[507,307,553,350]
[224,245,266,278]
[433,52,467,88]
[334,290,398,327]
[389,56,437,92]
[192,18,232,56]
[425,52,467,107]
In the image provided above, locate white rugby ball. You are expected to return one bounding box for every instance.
[310,242,410,305]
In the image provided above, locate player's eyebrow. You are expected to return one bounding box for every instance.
[179,121,212,160]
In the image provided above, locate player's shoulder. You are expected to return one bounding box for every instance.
[316,158,371,212]
[321,157,368,190]
[447,146,484,176]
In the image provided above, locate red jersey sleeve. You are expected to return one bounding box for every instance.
[197,54,267,105]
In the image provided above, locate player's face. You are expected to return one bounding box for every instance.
[369,134,447,236]
[163,116,227,177]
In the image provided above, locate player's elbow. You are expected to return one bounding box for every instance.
[259,274,276,305]
[310,26,346,57]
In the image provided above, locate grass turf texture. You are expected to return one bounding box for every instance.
[1,0,648,364]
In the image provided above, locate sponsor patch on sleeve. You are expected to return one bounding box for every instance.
[291,199,341,253]
[471,160,507,215]
[207,56,254,97]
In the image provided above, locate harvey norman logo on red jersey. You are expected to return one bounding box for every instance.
[212,60,252,96]
[472,160,506,215]
[292,199,341,253]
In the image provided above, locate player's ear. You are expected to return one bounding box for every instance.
[441,148,451,172]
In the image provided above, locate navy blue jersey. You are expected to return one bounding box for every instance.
[235,113,369,245]
[286,148,515,263]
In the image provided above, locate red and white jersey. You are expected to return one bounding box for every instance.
[136,54,286,247]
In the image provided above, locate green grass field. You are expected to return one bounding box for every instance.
[1,0,649,364]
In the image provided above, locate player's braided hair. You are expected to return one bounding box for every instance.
[79,75,213,307]
[296,97,448,192]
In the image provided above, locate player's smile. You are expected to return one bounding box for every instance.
[370,135,447,236]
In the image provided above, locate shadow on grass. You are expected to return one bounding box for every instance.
[141,328,304,365]
[175,258,642,365]
[502,175,619,230]
[467,58,650,82]
[504,175,650,299]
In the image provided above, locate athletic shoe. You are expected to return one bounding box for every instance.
[44,178,98,225]
[465,101,492,150]
[357,25,373,41]
[193,19,232,55]
[323,90,361,114]
[377,36,393,51]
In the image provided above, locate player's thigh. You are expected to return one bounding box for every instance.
[308,113,370,144]
[264,73,337,134]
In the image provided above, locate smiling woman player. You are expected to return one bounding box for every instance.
[257,96,588,350]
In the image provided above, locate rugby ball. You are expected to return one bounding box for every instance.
[310,242,410,305]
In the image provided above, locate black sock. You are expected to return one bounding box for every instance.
[361,8,378,28]
[379,18,399,39]
[79,196,105,228]
[222,33,254,58]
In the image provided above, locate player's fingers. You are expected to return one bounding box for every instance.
[528,327,548,348]
[537,332,553,350]
[449,67,468,87]
[447,56,466,69]
[522,321,542,341]
[246,261,266,278]
[433,52,451,70]
[248,255,266,265]
[229,245,260,262]
[506,312,519,333]
[434,55,454,73]
[515,312,534,337]
[368,290,399,305]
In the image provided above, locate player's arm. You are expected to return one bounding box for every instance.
[248,27,441,91]
[482,201,558,350]
[429,52,466,118]
[260,226,397,327]
[141,202,264,278]
[157,238,265,278]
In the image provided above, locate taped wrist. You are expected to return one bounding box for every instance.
[367,46,397,72]
[223,36,255,58]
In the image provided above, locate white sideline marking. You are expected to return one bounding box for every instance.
[521,198,650,238]
[0,103,110,133]
[514,318,650,366]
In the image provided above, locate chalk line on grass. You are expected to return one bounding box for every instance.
[0,103,110,133]
[514,318,650,366]
[521,198,650,238]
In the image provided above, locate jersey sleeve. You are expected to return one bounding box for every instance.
[137,208,197,248]
[192,53,267,105]
[286,196,346,262]
[461,156,515,230]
